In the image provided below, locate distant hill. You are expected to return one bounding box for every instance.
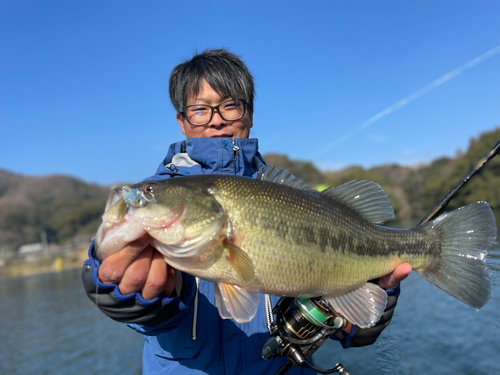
[1,127,498,253]
[421,129,500,215]
[264,127,500,222]
[0,171,110,252]
[263,153,326,187]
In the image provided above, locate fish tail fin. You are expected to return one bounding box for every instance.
[417,202,496,310]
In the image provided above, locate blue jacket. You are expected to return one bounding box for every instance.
[82,137,398,374]
[84,138,319,374]
[136,138,305,373]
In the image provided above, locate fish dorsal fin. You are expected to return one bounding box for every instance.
[324,282,388,328]
[257,165,315,192]
[320,180,394,224]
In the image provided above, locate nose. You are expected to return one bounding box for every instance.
[208,109,226,127]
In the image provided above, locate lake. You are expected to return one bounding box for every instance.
[1,243,499,374]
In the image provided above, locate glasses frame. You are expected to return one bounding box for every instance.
[179,99,247,126]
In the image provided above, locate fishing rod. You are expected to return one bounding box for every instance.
[417,140,500,226]
[263,140,500,375]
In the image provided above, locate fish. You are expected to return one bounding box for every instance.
[94,167,496,328]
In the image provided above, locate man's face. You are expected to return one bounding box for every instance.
[176,80,253,139]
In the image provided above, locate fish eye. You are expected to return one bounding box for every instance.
[144,183,156,193]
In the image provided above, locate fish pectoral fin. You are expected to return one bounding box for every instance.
[214,282,260,323]
[223,239,255,285]
[324,283,388,329]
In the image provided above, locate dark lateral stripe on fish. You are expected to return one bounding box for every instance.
[196,175,438,259]
[353,227,438,258]
[259,217,437,258]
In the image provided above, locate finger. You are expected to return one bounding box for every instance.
[98,236,151,284]
[141,250,169,300]
[164,263,178,297]
[118,245,154,295]
[378,263,412,290]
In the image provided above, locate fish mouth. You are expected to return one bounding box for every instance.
[105,186,124,212]
[95,199,188,260]
[95,216,149,259]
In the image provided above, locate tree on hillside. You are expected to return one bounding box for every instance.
[422,128,500,217]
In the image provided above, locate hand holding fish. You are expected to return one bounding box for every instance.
[378,263,412,290]
[98,238,177,300]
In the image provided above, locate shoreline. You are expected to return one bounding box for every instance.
[0,247,89,280]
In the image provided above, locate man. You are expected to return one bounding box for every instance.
[82,48,411,374]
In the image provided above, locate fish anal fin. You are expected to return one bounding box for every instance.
[324,282,388,328]
[214,282,260,323]
[223,239,255,285]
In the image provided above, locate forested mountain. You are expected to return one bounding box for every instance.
[0,127,498,253]
[0,171,110,252]
[266,127,500,222]
[422,129,500,215]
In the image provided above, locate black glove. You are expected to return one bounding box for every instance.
[81,242,193,328]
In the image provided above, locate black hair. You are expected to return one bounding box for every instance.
[169,48,255,112]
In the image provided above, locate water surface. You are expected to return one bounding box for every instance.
[0,270,143,374]
[1,244,499,374]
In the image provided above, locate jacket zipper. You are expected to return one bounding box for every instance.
[191,277,200,340]
[232,140,240,174]
[264,294,273,333]
[192,142,265,343]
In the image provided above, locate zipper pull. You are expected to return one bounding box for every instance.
[232,140,240,173]
[232,140,240,160]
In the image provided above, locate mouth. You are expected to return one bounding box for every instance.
[210,134,232,138]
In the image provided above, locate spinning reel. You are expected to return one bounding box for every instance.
[262,297,351,374]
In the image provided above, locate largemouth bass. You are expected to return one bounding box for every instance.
[95,167,496,328]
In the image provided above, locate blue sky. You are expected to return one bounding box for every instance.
[1,1,499,185]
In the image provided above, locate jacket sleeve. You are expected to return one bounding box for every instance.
[338,285,401,348]
[81,240,196,331]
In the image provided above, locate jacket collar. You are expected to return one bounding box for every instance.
[151,138,265,179]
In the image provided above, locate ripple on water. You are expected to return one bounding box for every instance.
[375,336,400,374]
[0,270,144,374]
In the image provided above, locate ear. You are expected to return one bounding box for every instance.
[247,108,254,129]
[176,112,186,135]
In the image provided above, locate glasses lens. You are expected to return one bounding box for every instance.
[186,105,211,125]
[184,100,245,125]
[219,100,245,121]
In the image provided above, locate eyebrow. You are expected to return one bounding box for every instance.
[191,97,230,104]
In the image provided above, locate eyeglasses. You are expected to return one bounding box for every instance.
[179,99,247,126]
